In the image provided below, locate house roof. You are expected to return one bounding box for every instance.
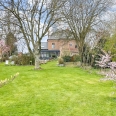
[48,29,73,40]
[41,49,60,52]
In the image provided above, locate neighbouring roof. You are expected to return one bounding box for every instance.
[41,42,48,49]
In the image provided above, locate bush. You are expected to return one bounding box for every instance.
[10,54,35,65]
[63,55,81,62]
[112,56,116,62]
[52,54,56,58]
[63,56,71,62]
[72,55,81,62]
[58,57,64,64]
[1,57,9,62]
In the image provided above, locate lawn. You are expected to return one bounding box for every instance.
[0,61,116,116]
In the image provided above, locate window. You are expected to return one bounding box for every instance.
[43,53,46,57]
[41,46,44,48]
[69,43,72,46]
[52,43,55,49]
[75,45,77,48]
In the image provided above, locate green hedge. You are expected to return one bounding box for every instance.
[63,55,81,62]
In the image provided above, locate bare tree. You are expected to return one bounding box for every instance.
[61,0,112,65]
[0,0,65,69]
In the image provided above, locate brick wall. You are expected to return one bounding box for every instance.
[47,39,78,56]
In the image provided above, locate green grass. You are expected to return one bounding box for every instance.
[0,61,116,116]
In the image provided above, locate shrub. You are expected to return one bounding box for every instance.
[95,50,116,80]
[52,54,56,58]
[72,55,81,62]
[63,55,81,62]
[112,56,116,62]
[1,56,9,62]
[11,54,35,65]
[58,57,64,64]
[63,55,71,62]
[20,54,34,65]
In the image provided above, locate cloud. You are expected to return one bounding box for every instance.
[109,3,116,12]
[101,3,116,21]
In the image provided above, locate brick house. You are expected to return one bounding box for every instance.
[47,39,78,56]
[40,31,78,59]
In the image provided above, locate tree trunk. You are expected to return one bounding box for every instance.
[35,53,40,69]
[34,43,41,70]
[78,45,84,66]
[78,43,92,66]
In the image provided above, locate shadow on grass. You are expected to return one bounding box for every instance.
[106,96,116,102]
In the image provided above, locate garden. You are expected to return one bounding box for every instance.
[0,61,116,116]
[0,0,116,115]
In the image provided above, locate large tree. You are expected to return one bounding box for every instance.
[5,32,17,55]
[0,0,65,69]
[61,0,112,65]
[104,34,116,61]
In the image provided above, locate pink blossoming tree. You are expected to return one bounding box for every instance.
[0,39,10,61]
[96,50,116,80]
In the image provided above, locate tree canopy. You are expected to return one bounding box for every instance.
[0,0,65,69]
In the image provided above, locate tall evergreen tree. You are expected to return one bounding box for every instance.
[5,32,17,55]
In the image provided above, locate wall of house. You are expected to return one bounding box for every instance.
[48,39,77,50]
[47,39,78,56]
[47,39,59,50]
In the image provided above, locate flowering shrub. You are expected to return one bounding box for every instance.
[0,39,10,61]
[95,50,111,68]
[0,72,19,88]
[96,50,116,80]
